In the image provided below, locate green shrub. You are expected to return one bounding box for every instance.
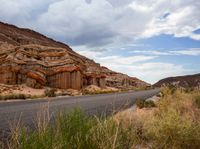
[144,100,156,108]
[0,95,5,100]
[161,85,178,97]
[185,88,194,93]
[136,99,156,109]
[168,84,177,94]
[136,99,145,109]
[194,95,200,108]
[44,89,56,97]
[0,94,26,100]
[29,95,46,99]
[83,90,118,95]
[156,92,163,98]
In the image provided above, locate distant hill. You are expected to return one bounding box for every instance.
[154,73,200,88]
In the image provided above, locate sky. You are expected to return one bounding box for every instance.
[0,0,200,84]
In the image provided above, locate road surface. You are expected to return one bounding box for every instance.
[0,88,160,136]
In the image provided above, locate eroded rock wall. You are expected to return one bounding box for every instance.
[47,71,82,90]
[0,22,149,90]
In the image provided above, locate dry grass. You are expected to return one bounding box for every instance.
[4,86,200,149]
[0,94,27,100]
[115,87,200,149]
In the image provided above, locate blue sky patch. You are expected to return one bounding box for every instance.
[193,28,200,34]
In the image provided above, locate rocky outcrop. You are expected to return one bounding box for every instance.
[154,73,200,88]
[101,67,148,89]
[0,22,148,90]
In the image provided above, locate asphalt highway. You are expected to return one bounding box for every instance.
[0,88,160,136]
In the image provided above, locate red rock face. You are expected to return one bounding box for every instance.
[0,22,148,90]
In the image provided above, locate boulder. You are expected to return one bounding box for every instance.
[26,78,42,89]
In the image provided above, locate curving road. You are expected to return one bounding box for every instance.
[0,88,160,136]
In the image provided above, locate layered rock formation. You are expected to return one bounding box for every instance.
[154,73,200,88]
[0,22,148,90]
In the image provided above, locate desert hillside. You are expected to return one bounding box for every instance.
[154,73,200,88]
[0,22,148,90]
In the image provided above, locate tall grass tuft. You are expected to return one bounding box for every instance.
[8,107,145,149]
[194,95,200,108]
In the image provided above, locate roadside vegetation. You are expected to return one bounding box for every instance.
[0,84,152,100]
[82,89,119,95]
[0,94,27,100]
[136,98,156,109]
[3,86,200,149]
[82,86,153,95]
[0,94,46,101]
[0,88,57,101]
[44,88,57,97]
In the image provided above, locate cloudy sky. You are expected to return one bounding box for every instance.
[1,0,200,83]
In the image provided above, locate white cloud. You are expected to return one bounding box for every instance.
[99,55,156,65]
[1,0,200,46]
[171,49,200,56]
[141,2,200,40]
[125,62,190,84]
[78,49,156,65]
[130,48,200,56]
[77,49,192,84]
[0,0,57,25]
[104,61,191,84]
[77,49,103,60]
[130,50,171,56]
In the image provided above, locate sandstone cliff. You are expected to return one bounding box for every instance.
[0,22,148,90]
